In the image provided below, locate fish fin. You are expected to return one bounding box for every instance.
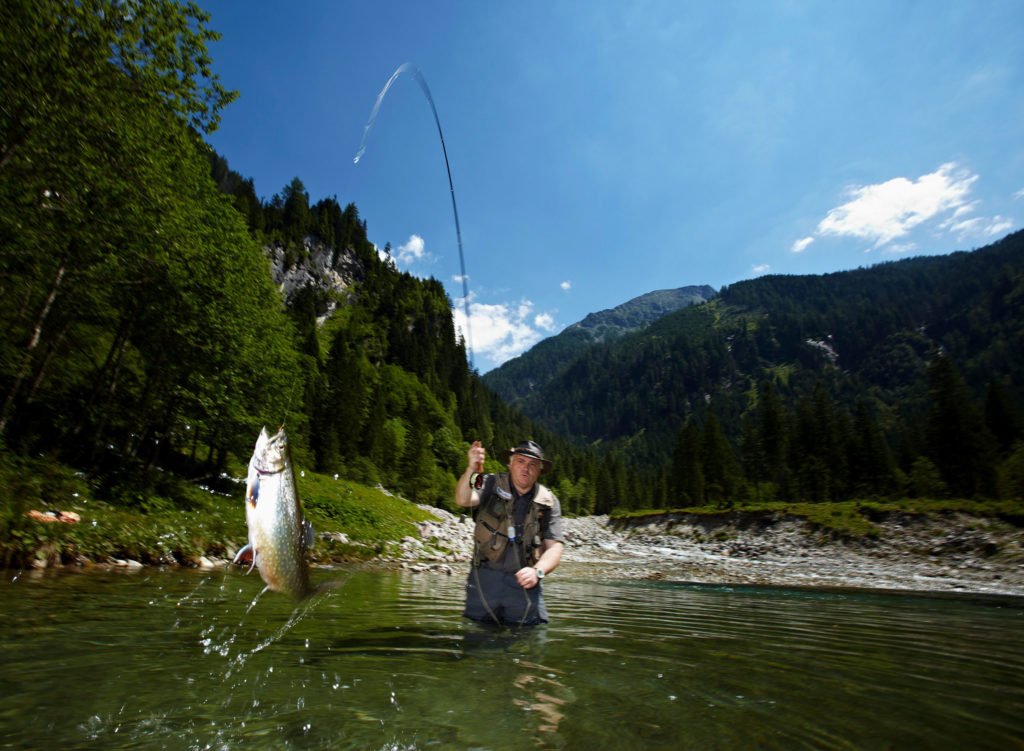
[232,543,252,565]
[232,543,258,574]
[246,473,260,508]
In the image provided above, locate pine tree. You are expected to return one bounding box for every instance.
[672,420,705,506]
[758,380,788,496]
[925,352,998,498]
[282,177,310,246]
[984,379,1024,456]
[850,400,898,498]
[702,411,739,507]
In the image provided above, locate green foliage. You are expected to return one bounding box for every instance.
[925,353,998,497]
[299,470,434,545]
[552,476,596,516]
[1002,442,1024,501]
[0,0,300,481]
[0,452,245,567]
[0,451,440,567]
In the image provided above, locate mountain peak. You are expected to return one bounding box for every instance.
[483,285,716,402]
[567,285,718,341]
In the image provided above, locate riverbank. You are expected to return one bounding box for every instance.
[387,507,1024,598]
[8,476,1023,598]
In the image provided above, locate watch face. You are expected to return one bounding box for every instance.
[536,568,544,579]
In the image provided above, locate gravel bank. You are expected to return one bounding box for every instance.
[385,508,1024,598]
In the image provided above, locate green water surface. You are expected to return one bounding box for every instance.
[0,565,1021,750]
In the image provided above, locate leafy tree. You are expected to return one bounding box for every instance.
[0,0,299,480]
[319,325,373,467]
[909,456,949,499]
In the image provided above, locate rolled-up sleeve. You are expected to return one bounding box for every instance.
[543,494,565,543]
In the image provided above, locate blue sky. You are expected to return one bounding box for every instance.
[202,1,1024,373]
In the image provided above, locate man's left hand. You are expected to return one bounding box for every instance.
[515,567,540,589]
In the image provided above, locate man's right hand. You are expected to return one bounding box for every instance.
[456,441,486,508]
[468,440,485,473]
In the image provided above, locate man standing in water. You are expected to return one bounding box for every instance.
[455,440,565,626]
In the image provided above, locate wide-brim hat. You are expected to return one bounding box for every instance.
[500,440,552,473]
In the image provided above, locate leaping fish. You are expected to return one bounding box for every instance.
[233,427,317,600]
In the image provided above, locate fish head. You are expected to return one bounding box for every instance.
[252,426,289,475]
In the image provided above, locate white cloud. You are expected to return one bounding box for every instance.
[560,280,572,291]
[950,203,978,219]
[1013,188,1024,200]
[752,263,770,275]
[791,237,814,253]
[940,210,1014,241]
[816,163,977,247]
[985,215,1014,236]
[395,234,427,266]
[534,312,556,331]
[882,242,917,255]
[943,216,984,236]
[452,297,556,369]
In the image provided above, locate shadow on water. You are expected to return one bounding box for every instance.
[1,566,1022,750]
[306,621,546,663]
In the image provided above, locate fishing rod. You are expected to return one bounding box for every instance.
[354,63,475,369]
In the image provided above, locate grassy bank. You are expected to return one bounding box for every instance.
[610,499,1024,538]
[5,450,1021,570]
[0,454,437,570]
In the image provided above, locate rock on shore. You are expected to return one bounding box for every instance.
[385,507,1024,598]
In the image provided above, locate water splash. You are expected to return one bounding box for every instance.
[353,63,474,367]
[224,593,323,678]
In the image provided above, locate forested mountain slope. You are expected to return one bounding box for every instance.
[502,232,1024,507]
[484,285,716,403]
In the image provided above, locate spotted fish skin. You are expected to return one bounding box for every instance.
[243,427,315,599]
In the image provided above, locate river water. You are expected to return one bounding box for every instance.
[1,565,1021,750]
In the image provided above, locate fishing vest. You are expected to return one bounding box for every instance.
[472,474,554,569]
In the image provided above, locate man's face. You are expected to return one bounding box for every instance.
[509,453,543,493]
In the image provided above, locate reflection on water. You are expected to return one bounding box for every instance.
[0,565,1022,750]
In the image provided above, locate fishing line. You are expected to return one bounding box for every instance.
[353,62,475,368]
[511,522,534,629]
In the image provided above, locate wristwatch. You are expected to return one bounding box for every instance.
[535,567,545,580]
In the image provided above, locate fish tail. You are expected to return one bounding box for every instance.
[305,575,349,600]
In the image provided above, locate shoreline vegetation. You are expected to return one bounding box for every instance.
[3,456,1022,598]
